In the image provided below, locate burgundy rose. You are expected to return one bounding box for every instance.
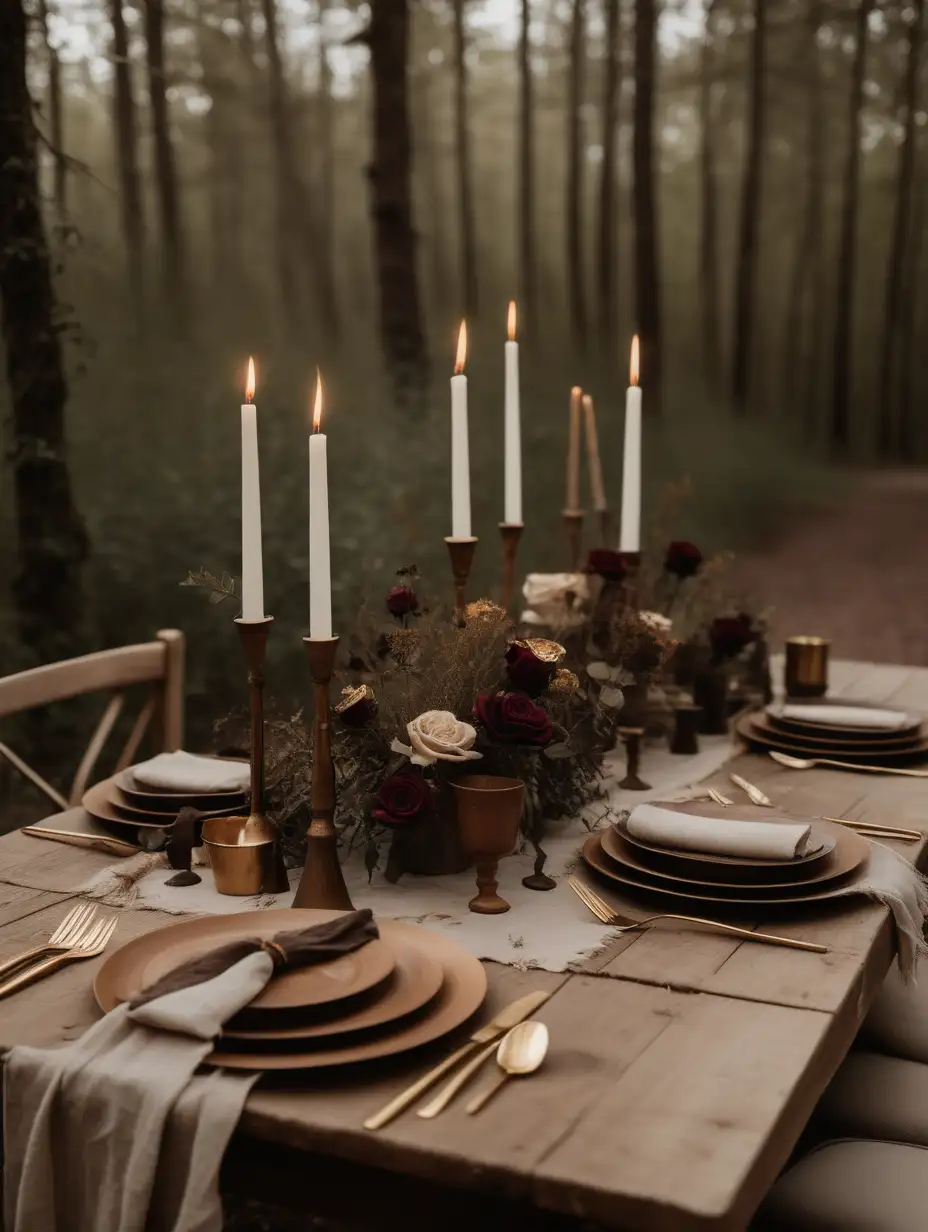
[335,685,377,729]
[474,692,553,746]
[710,614,757,661]
[665,541,703,579]
[505,642,556,697]
[386,585,419,618]
[372,771,434,828]
[586,549,626,582]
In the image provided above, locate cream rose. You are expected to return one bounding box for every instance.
[391,710,483,766]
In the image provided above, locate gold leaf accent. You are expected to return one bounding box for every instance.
[335,684,375,713]
[513,637,567,663]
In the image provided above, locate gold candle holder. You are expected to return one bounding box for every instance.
[563,509,584,571]
[622,549,642,609]
[292,635,354,910]
[618,727,651,791]
[445,536,478,626]
[234,617,289,893]
[498,522,524,615]
[784,636,830,698]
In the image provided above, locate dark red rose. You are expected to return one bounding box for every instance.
[335,685,377,729]
[372,771,434,828]
[386,585,419,618]
[710,614,757,660]
[665,541,703,579]
[586,549,626,582]
[474,692,553,746]
[505,642,556,697]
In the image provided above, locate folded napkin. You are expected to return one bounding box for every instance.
[131,751,250,794]
[782,704,910,731]
[626,803,813,861]
[3,910,377,1232]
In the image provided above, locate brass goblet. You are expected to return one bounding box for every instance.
[452,775,525,915]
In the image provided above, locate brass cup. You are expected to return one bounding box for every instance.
[784,636,830,698]
[202,815,283,896]
[452,774,525,915]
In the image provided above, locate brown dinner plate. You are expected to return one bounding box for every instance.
[766,701,921,742]
[756,712,923,752]
[83,779,247,829]
[114,765,248,812]
[735,713,928,764]
[94,908,397,1013]
[601,824,866,895]
[582,828,870,908]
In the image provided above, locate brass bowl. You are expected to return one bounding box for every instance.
[202,815,281,896]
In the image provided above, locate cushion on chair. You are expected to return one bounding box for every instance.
[860,965,928,1063]
[758,1138,928,1230]
[815,1052,928,1146]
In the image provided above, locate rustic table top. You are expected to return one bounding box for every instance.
[1,657,926,1232]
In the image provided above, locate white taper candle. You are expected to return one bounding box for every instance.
[451,321,472,538]
[309,373,332,639]
[240,357,265,621]
[619,335,642,553]
[504,302,522,524]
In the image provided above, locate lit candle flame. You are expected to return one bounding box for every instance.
[571,384,583,401]
[630,335,640,387]
[454,321,467,375]
[507,301,517,342]
[312,368,323,433]
[245,356,256,403]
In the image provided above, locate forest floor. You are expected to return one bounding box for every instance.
[733,469,928,666]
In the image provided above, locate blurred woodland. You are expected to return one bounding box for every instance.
[0,0,925,741]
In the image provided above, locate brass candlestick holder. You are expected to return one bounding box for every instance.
[445,536,478,626]
[292,635,354,910]
[234,617,289,893]
[563,509,584,572]
[618,727,651,791]
[498,522,524,614]
[622,550,642,609]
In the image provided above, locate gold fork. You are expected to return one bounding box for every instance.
[729,773,921,841]
[0,903,98,983]
[568,875,828,953]
[0,915,119,1000]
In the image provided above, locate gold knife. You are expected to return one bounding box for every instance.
[22,827,140,857]
[730,774,774,807]
[363,988,551,1131]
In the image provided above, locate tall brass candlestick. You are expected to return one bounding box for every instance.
[445,536,478,626]
[622,549,641,609]
[563,509,584,572]
[292,635,353,910]
[498,522,523,614]
[234,617,289,893]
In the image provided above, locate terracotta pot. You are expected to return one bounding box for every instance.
[452,775,525,915]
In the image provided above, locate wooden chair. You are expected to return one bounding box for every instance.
[0,629,185,811]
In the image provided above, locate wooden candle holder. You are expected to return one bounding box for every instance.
[622,550,642,610]
[498,522,524,615]
[618,727,651,791]
[445,536,478,627]
[292,635,354,910]
[563,509,584,572]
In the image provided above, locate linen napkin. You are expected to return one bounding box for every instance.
[131,751,250,794]
[781,704,911,731]
[3,910,377,1232]
[626,803,814,860]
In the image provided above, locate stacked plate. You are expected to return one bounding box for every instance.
[93,909,487,1071]
[581,800,870,909]
[81,763,249,840]
[736,700,928,764]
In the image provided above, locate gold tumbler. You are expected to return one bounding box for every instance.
[784,636,830,698]
[202,815,283,896]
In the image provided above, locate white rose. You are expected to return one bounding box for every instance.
[391,710,483,767]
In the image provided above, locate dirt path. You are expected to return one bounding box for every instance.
[734,470,928,666]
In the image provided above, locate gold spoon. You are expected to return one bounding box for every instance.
[465,1020,549,1115]
[769,750,928,779]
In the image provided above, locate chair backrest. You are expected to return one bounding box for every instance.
[0,629,185,809]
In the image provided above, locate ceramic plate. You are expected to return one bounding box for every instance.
[766,702,921,741]
[114,765,248,812]
[736,714,928,764]
[758,711,923,751]
[82,778,246,829]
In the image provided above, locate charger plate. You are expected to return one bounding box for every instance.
[582,828,869,908]
[94,908,396,1013]
[601,824,866,896]
[766,702,921,741]
[114,765,248,812]
[735,714,928,764]
[755,712,923,753]
[83,778,246,829]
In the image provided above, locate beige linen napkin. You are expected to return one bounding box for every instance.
[781,704,910,730]
[626,803,814,860]
[131,751,249,794]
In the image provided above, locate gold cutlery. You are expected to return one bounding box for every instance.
[769,749,928,779]
[0,915,118,1000]
[466,1020,549,1115]
[730,772,921,841]
[0,903,98,983]
[23,827,140,857]
[707,788,733,807]
[568,876,828,953]
[730,773,774,807]
[363,988,552,1130]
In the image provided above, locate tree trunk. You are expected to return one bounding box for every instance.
[518,0,536,328]
[317,0,340,339]
[633,0,662,414]
[38,0,67,224]
[597,0,621,347]
[260,0,303,325]
[698,0,721,384]
[566,0,586,346]
[898,159,926,452]
[830,0,873,451]
[110,0,145,303]
[731,0,768,414]
[452,0,478,316]
[367,0,428,394]
[878,0,924,456]
[143,0,185,308]
[413,63,451,308]
[0,0,88,660]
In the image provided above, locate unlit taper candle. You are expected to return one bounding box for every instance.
[582,393,607,513]
[619,336,642,553]
[451,321,472,538]
[308,371,332,639]
[504,302,522,524]
[241,356,265,621]
[566,385,583,511]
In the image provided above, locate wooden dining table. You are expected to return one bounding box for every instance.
[1,657,926,1232]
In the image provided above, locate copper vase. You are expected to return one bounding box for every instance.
[452,774,525,915]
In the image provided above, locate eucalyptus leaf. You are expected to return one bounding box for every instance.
[544,741,575,759]
[586,660,613,681]
[599,685,625,709]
